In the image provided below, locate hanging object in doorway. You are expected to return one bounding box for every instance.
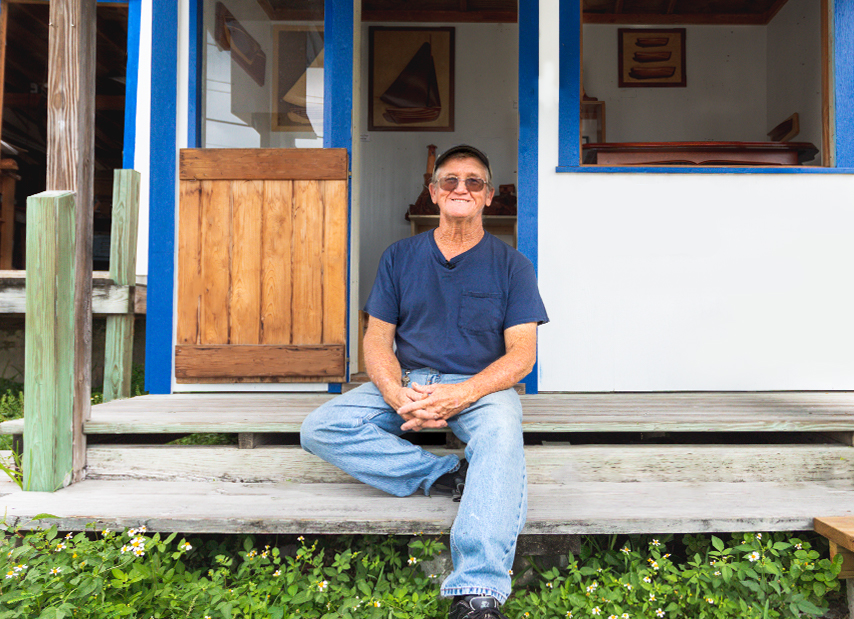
[214,3,266,87]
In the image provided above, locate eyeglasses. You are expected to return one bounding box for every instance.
[437,177,487,193]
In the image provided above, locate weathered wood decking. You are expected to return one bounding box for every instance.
[3,391,854,534]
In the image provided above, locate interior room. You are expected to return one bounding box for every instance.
[580,0,824,166]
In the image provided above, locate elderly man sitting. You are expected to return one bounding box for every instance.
[301,144,548,619]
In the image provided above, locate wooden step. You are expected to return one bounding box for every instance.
[5,391,854,436]
[4,478,854,534]
[85,444,854,484]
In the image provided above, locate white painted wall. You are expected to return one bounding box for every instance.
[538,0,854,391]
[767,0,823,164]
[583,24,769,142]
[357,22,519,305]
[134,0,153,277]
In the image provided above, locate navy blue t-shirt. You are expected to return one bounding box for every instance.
[364,231,549,375]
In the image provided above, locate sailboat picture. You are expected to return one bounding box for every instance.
[272,25,325,133]
[369,27,455,131]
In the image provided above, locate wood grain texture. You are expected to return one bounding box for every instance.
[0,172,15,269]
[230,180,263,344]
[63,391,854,434]
[291,181,323,345]
[200,180,231,345]
[85,444,854,485]
[821,0,833,166]
[177,181,202,344]
[103,171,141,402]
[260,181,293,344]
[322,180,348,345]
[828,541,854,579]
[24,192,76,491]
[174,345,345,379]
[180,149,348,181]
[0,281,134,314]
[815,517,854,552]
[5,479,854,534]
[46,0,97,484]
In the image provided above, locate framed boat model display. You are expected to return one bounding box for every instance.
[618,28,686,88]
[369,27,455,131]
[272,25,324,133]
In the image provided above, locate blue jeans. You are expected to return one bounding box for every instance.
[300,368,527,603]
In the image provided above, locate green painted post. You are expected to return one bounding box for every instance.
[24,191,76,492]
[103,170,141,402]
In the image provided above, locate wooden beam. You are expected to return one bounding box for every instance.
[102,170,140,402]
[174,344,346,380]
[360,9,516,23]
[46,0,97,484]
[666,0,677,15]
[583,13,767,25]
[0,0,9,147]
[179,149,349,181]
[4,93,125,110]
[821,0,833,166]
[23,191,76,491]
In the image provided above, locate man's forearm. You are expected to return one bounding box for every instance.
[364,336,404,405]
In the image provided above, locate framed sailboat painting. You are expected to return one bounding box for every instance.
[369,27,455,132]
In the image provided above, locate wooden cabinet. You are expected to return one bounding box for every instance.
[408,214,517,248]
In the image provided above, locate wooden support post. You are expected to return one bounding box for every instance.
[46,0,97,482]
[103,170,140,402]
[23,191,76,491]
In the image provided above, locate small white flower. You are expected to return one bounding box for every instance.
[795,543,803,550]
[620,547,630,554]
[622,614,630,619]
[508,569,514,575]
[649,593,656,601]
[120,545,131,554]
[51,567,62,575]
[566,613,573,618]
[609,615,618,619]
[65,533,73,540]
[429,574,438,579]
[591,608,601,616]
[408,556,418,565]
[179,541,192,551]
[650,561,659,570]
[546,582,554,588]
[706,598,715,605]
[656,610,665,618]
[372,600,382,608]
[586,582,599,593]
[54,543,66,552]
[133,548,145,557]
[624,583,632,590]
[714,571,721,576]
[297,535,305,542]
[651,539,661,547]
[317,580,328,592]
[747,551,761,562]
[138,526,147,533]
[643,576,651,583]
[756,534,762,540]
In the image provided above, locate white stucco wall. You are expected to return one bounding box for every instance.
[538,0,854,392]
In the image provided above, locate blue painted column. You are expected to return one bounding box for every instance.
[145,0,178,393]
[519,0,541,394]
[324,0,353,392]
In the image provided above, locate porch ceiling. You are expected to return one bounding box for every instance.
[353,0,790,24]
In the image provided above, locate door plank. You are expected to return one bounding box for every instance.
[175,344,346,378]
[261,181,293,344]
[177,181,202,344]
[200,180,231,345]
[181,148,348,181]
[231,180,263,344]
[322,180,348,345]
[291,180,323,345]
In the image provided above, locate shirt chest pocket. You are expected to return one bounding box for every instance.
[458,291,505,333]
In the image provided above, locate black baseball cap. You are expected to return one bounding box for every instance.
[433,144,493,179]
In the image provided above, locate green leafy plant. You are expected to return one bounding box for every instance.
[503,533,842,619]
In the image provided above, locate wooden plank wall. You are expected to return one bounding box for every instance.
[175,149,348,382]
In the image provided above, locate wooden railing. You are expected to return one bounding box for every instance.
[23,169,140,492]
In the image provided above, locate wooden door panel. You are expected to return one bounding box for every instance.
[176,149,348,383]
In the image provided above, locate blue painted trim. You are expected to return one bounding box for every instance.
[324,0,353,155]
[122,0,141,169]
[559,0,853,170]
[146,0,178,394]
[519,0,539,394]
[558,0,581,169]
[325,0,353,387]
[556,166,854,174]
[188,0,203,147]
[835,0,854,167]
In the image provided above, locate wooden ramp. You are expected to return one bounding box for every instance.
[3,391,854,534]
